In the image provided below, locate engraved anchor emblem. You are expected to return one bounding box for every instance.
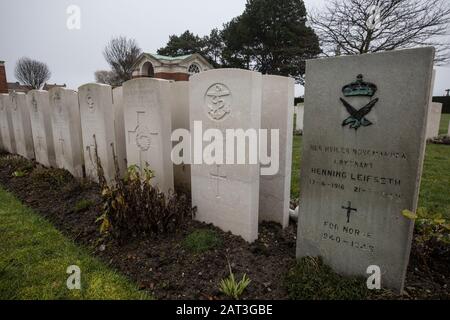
[340,74,379,130]
[205,83,232,121]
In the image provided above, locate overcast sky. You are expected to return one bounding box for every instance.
[0,0,449,96]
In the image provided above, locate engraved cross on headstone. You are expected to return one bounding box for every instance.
[210,165,227,198]
[57,133,65,156]
[128,111,158,170]
[342,201,358,223]
[85,136,97,175]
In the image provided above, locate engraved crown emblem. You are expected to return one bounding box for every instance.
[342,74,377,97]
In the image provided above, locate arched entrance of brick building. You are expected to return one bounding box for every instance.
[142,62,154,78]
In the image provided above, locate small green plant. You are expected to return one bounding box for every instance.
[74,199,94,213]
[183,229,222,254]
[12,170,27,177]
[219,261,251,300]
[403,208,450,239]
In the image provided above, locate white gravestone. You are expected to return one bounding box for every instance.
[296,48,435,292]
[27,90,56,167]
[171,81,191,192]
[259,75,294,228]
[295,103,304,132]
[190,69,262,243]
[425,102,442,139]
[49,87,84,178]
[9,92,34,159]
[123,78,174,194]
[78,84,117,183]
[112,87,127,176]
[0,94,15,153]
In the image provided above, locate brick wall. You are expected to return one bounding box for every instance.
[154,72,190,82]
[0,62,7,94]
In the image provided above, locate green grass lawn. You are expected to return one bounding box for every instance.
[291,115,450,219]
[0,186,150,300]
[419,143,450,218]
[440,113,450,135]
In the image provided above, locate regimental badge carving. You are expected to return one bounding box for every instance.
[204,83,232,121]
[128,111,158,152]
[340,74,379,130]
[86,90,95,113]
[31,95,38,112]
[135,126,152,151]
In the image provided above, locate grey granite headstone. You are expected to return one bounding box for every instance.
[296,48,435,292]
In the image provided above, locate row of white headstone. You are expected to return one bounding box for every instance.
[294,103,304,132]
[426,102,444,139]
[0,69,294,244]
[0,48,443,293]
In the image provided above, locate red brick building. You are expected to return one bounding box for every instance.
[131,53,213,81]
[0,61,66,93]
[0,61,8,94]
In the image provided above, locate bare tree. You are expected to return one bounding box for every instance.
[14,57,51,89]
[103,36,142,84]
[95,70,122,87]
[311,0,450,63]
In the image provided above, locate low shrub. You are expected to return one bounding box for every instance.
[183,229,222,254]
[94,141,193,241]
[284,257,370,300]
[404,208,450,274]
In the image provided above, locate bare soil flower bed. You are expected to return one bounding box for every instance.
[0,153,448,300]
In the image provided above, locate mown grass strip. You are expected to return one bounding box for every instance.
[0,186,150,300]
